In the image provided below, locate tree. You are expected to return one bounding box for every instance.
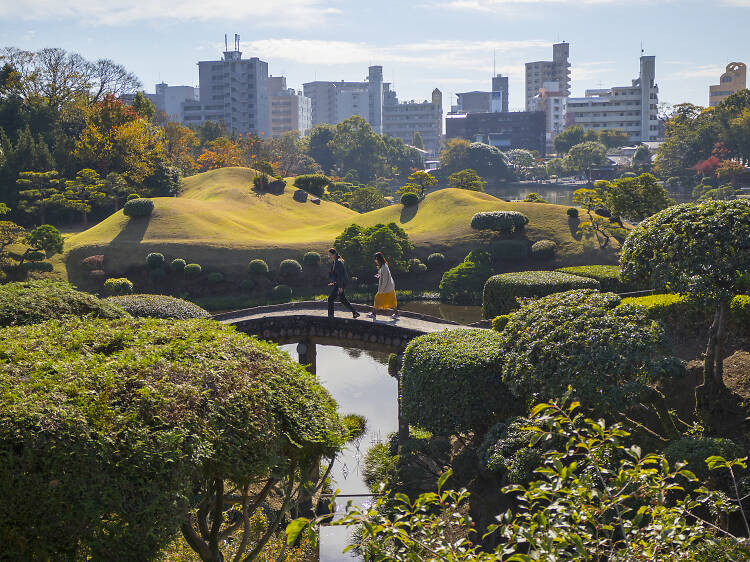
[333,222,412,278]
[196,136,241,171]
[383,135,423,177]
[87,58,141,103]
[64,168,107,225]
[632,144,652,172]
[347,186,387,212]
[16,170,65,224]
[0,220,26,260]
[553,125,597,154]
[267,130,305,176]
[411,131,424,150]
[621,200,750,402]
[28,224,63,255]
[572,188,614,247]
[304,124,336,173]
[727,108,750,164]
[398,170,437,200]
[716,160,746,183]
[448,168,486,191]
[329,116,386,181]
[131,91,155,120]
[439,138,470,172]
[505,149,535,178]
[598,128,630,148]
[564,141,608,182]
[164,122,200,175]
[602,173,674,221]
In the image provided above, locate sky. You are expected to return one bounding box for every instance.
[0,0,748,117]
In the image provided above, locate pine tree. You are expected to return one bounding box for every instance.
[16,170,65,225]
[412,131,424,150]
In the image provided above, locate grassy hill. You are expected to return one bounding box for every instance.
[62,167,621,282]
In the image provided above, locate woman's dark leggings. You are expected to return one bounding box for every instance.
[328,286,355,317]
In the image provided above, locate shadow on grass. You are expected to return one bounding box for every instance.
[568,217,582,241]
[400,204,419,223]
[112,215,151,246]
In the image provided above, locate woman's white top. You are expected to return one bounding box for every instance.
[377,263,395,294]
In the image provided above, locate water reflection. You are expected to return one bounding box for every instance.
[280,344,395,561]
[401,301,484,325]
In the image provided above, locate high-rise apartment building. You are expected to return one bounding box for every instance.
[529,81,568,154]
[709,62,747,107]
[266,76,312,137]
[382,89,443,156]
[182,43,270,136]
[302,66,385,131]
[525,42,570,111]
[565,55,659,143]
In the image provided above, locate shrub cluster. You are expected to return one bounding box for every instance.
[491,240,528,263]
[557,265,630,293]
[146,252,165,269]
[400,192,419,207]
[483,270,600,317]
[566,207,579,218]
[206,272,224,284]
[126,193,140,201]
[663,437,743,483]
[248,259,269,275]
[302,251,321,268]
[103,277,134,296]
[105,294,210,319]
[426,253,445,268]
[0,318,345,560]
[401,329,516,435]
[123,198,154,218]
[0,280,125,327]
[272,284,293,301]
[407,258,427,274]
[470,211,529,233]
[439,250,493,304]
[279,259,302,279]
[531,239,556,260]
[184,263,202,277]
[293,174,329,197]
[170,258,186,272]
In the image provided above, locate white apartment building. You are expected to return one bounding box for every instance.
[525,42,571,111]
[530,81,568,154]
[267,76,312,137]
[565,56,659,143]
[382,89,443,156]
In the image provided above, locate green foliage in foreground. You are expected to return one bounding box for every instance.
[105,294,210,319]
[439,250,493,304]
[401,329,516,435]
[289,401,750,561]
[333,222,413,278]
[0,280,125,327]
[556,264,634,293]
[483,270,600,317]
[0,318,346,560]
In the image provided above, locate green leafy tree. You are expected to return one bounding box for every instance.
[602,173,674,221]
[333,222,412,278]
[572,187,615,247]
[16,170,66,224]
[28,224,63,255]
[102,171,130,210]
[411,130,424,150]
[620,200,750,401]
[303,123,336,174]
[553,125,597,154]
[447,168,486,192]
[347,186,387,213]
[563,141,609,182]
[64,168,108,225]
[397,170,437,200]
[330,116,386,181]
[632,144,652,172]
[132,91,155,120]
[439,138,470,172]
[505,148,535,178]
[598,128,630,148]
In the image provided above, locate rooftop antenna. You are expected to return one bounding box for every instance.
[641,41,644,55]
[225,34,228,52]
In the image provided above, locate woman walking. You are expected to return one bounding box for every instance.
[327,248,360,319]
[368,252,398,319]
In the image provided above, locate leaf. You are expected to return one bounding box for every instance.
[285,517,310,546]
[438,469,453,492]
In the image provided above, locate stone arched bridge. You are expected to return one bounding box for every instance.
[213,300,470,372]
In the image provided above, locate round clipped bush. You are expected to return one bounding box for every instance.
[483,270,600,317]
[511,212,529,230]
[492,314,510,332]
[471,211,529,233]
[402,329,517,435]
[22,261,54,273]
[491,240,529,262]
[25,249,46,262]
[531,239,557,260]
[0,280,125,327]
[248,259,269,275]
[272,284,293,302]
[105,294,210,319]
[557,265,629,293]
[595,207,612,218]
[103,277,134,297]
[293,174,329,197]
[206,272,224,284]
[0,318,345,560]
[567,207,579,218]
[239,278,256,292]
[400,192,419,207]
[426,253,446,268]
[278,259,302,279]
[184,263,202,277]
[126,193,141,201]
[146,252,165,269]
[302,251,321,268]
[414,263,428,274]
[122,198,154,218]
[170,258,186,272]
[439,250,493,304]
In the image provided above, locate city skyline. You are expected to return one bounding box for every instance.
[0,0,747,118]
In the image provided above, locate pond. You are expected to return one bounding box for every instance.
[486,182,578,205]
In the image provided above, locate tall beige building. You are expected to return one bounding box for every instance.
[267,76,312,137]
[709,62,747,107]
[525,42,571,111]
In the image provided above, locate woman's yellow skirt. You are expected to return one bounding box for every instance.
[374,291,398,310]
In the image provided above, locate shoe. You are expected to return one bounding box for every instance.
[353,311,360,319]
[367,312,376,319]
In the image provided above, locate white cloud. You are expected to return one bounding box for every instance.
[441,0,650,10]
[670,65,724,79]
[0,0,340,27]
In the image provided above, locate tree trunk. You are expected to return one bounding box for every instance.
[703,300,730,390]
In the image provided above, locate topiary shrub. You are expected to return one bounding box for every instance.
[293,174,329,197]
[439,250,493,304]
[103,277,134,296]
[497,289,682,416]
[81,255,104,270]
[206,272,224,284]
[0,318,346,560]
[184,263,202,277]
[170,258,186,272]
[278,259,302,280]
[146,252,165,269]
[401,329,517,435]
[664,437,743,483]
[567,207,579,218]
[105,294,210,319]
[126,193,140,201]
[531,239,556,260]
[483,270,600,317]
[426,253,446,269]
[491,314,510,332]
[491,240,529,262]
[21,261,53,273]
[400,192,419,207]
[272,284,293,302]
[557,265,629,293]
[414,263,427,274]
[302,251,321,268]
[0,281,125,327]
[239,278,256,292]
[595,207,612,218]
[123,198,154,218]
[248,259,269,275]
[471,211,529,233]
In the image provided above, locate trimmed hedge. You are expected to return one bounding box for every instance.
[471,211,529,233]
[146,252,165,269]
[557,265,630,293]
[531,240,556,260]
[483,270,600,317]
[400,192,419,207]
[105,294,210,319]
[293,174,329,197]
[206,272,224,284]
[248,259,269,275]
[0,318,345,559]
[184,263,202,277]
[439,250,493,304]
[401,329,516,435]
[0,281,125,327]
[272,284,293,301]
[279,259,302,279]
[170,258,186,272]
[126,193,140,201]
[491,240,528,262]
[239,278,256,292]
[567,207,579,218]
[302,251,321,267]
[426,253,446,268]
[123,198,154,218]
[21,261,53,272]
[103,277,134,296]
